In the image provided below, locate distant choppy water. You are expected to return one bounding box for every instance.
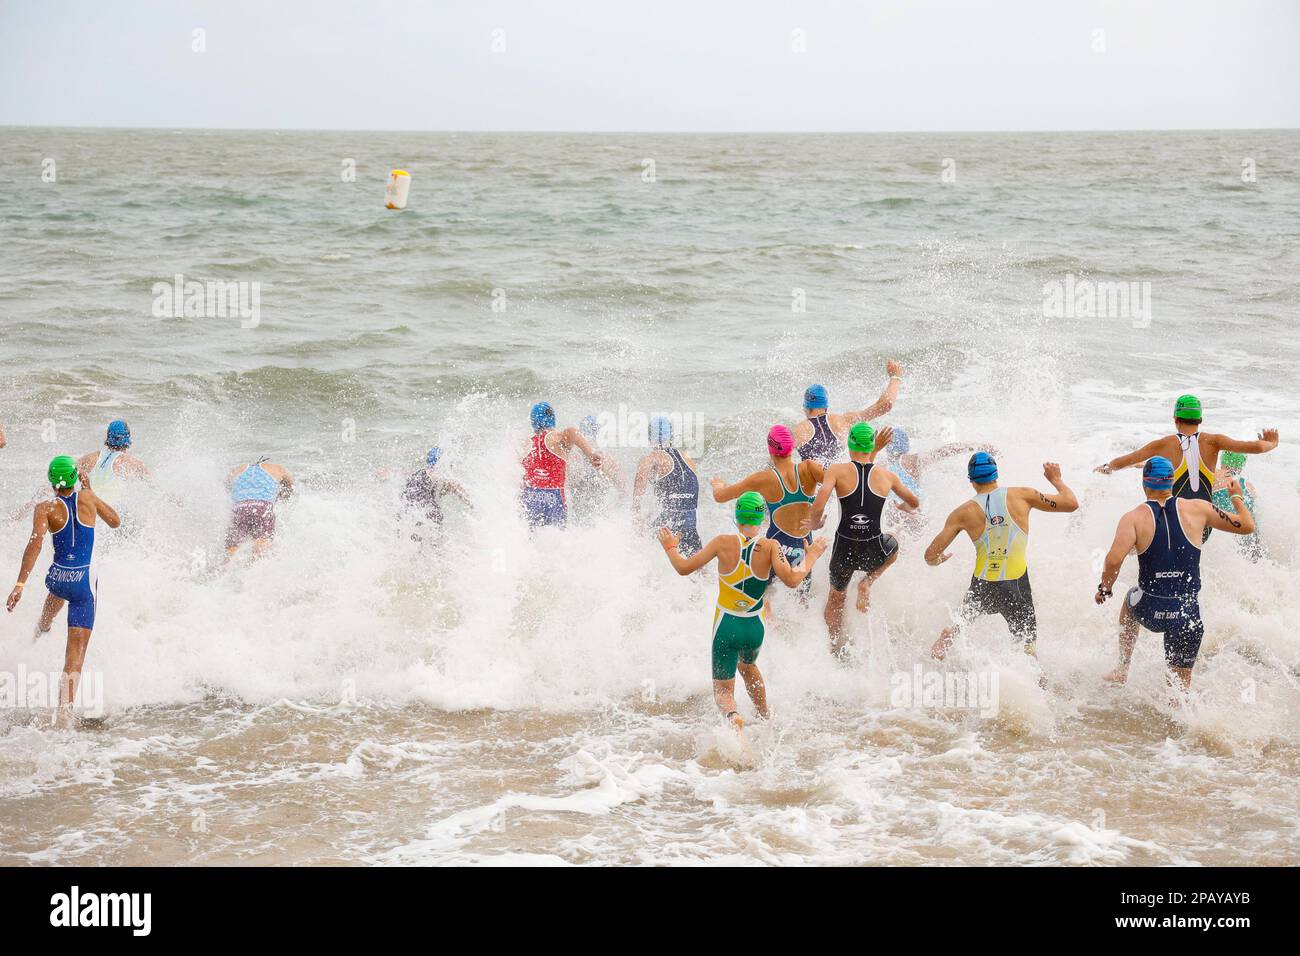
[1,129,1299,865]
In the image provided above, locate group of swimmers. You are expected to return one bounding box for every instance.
[1,421,301,724]
[515,372,1277,731]
[0,379,1281,730]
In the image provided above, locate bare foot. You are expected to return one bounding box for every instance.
[1103,667,1129,685]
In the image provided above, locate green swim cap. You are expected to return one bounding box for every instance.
[1221,452,1246,470]
[847,422,876,453]
[735,491,767,526]
[48,455,78,490]
[1174,394,1203,420]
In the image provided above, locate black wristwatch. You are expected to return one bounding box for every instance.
[1097,584,1113,597]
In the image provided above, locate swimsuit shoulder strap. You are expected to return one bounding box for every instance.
[770,463,792,495]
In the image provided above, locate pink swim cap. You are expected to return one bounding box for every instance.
[767,424,794,458]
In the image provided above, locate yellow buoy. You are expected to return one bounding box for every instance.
[385,169,410,210]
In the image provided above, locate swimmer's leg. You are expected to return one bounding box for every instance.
[57,625,92,729]
[824,586,849,658]
[1162,610,1202,700]
[932,581,980,661]
[1167,666,1193,696]
[712,680,744,729]
[1104,601,1141,685]
[930,626,958,662]
[736,661,769,720]
[855,547,899,613]
[34,592,64,641]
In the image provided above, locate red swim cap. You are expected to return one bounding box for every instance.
[767,425,794,458]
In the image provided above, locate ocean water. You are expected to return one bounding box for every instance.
[1,128,1298,865]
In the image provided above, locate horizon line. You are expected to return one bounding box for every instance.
[3,124,1298,136]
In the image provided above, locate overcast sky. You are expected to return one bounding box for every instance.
[1,0,1297,131]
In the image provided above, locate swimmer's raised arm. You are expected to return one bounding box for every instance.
[1097,438,1164,474]
[845,360,903,423]
[1209,428,1279,456]
[659,527,719,575]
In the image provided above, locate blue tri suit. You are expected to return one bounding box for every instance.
[1125,498,1204,669]
[44,491,99,630]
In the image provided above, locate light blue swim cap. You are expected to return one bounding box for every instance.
[530,402,556,432]
[804,384,829,409]
[426,447,441,468]
[648,415,672,447]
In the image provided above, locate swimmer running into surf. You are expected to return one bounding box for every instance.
[792,360,904,465]
[6,456,120,728]
[711,425,824,598]
[400,447,471,546]
[808,423,919,657]
[658,491,828,730]
[926,454,1078,660]
[519,402,604,528]
[76,420,152,514]
[224,457,294,563]
[634,415,702,555]
[1096,457,1255,693]
[1095,393,1278,541]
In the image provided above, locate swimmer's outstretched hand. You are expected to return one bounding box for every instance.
[1094,463,1113,474]
[932,551,952,565]
[709,477,726,498]
[1259,428,1279,447]
[886,359,904,378]
[796,515,823,534]
[5,585,22,612]
[1043,462,1063,482]
[808,537,830,559]
[657,527,680,552]
[894,501,919,514]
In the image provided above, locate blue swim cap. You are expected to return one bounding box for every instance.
[648,415,672,447]
[804,384,829,409]
[530,402,556,432]
[888,426,911,455]
[1143,456,1174,490]
[105,420,131,449]
[426,447,441,468]
[967,451,998,484]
